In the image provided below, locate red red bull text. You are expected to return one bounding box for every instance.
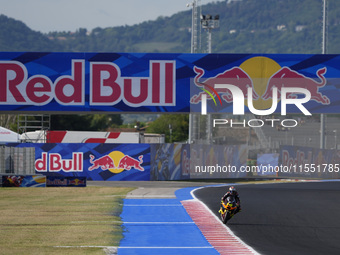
[282,149,313,167]
[0,60,175,107]
[35,152,83,172]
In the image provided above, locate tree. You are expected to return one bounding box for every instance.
[0,115,16,130]
[146,114,189,143]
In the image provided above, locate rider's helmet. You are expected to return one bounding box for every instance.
[229,186,236,195]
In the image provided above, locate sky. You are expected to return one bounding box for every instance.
[0,0,218,33]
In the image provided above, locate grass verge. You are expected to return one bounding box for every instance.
[0,186,134,255]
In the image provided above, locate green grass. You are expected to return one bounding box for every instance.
[0,186,134,254]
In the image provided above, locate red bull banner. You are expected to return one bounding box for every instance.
[189,144,248,179]
[150,144,248,180]
[279,145,340,178]
[151,144,190,181]
[2,175,46,187]
[0,52,340,114]
[190,54,340,115]
[46,176,86,187]
[8,143,151,181]
[0,52,182,113]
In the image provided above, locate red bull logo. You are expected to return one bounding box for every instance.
[88,151,144,173]
[191,66,259,104]
[69,178,86,186]
[262,66,329,104]
[0,60,175,107]
[191,56,330,116]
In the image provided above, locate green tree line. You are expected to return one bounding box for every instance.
[1,0,340,54]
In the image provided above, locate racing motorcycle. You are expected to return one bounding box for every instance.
[219,196,238,224]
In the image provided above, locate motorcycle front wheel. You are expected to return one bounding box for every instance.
[221,211,230,224]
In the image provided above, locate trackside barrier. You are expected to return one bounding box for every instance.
[2,143,340,181]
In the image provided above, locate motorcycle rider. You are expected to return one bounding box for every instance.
[221,186,241,213]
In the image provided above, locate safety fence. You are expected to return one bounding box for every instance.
[0,146,35,175]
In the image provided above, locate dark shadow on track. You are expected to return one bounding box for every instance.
[194,182,340,255]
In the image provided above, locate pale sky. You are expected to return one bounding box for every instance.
[0,0,219,33]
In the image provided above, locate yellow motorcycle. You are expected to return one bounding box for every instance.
[219,196,238,224]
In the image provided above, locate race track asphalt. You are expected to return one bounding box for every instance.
[194,181,340,255]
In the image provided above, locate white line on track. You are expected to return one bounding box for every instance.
[123,204,182,206]
[56,246,116,248]
[71,221,194,224]
[123,222,195,224]
[126,195,176,198]
[56,246,214,249]
[119,246,215,249]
